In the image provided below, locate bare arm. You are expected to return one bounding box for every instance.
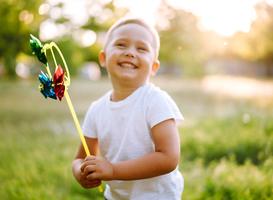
[82,119,180,181]
[72,137,102,188]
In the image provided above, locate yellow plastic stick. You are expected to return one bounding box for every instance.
[43,42,103,193]
[64,91,90,155]
[64,90,103,193]
[43,42,70,85]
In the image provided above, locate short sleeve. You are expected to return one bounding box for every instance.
[82,102,98,138]
[146,90,184,128]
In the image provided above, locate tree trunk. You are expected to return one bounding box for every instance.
[265,62,273,77]
[4,54,16,77]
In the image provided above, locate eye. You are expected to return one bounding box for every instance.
[138,47,147,51]
[116,43,125,47]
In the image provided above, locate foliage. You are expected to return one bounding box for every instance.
[180,114,273,166]
[178,99,273,199]
[0,77,273,199]
[220,1,273,76]
[233,2,273,62]
[0,79,111,199]
[2,0,273,78]
[179,156,273,200]
[158,5,206,77]
[0,0,47,77]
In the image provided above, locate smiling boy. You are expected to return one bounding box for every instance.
[72,18,184,200]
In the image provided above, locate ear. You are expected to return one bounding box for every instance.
[99,50,106,68]
[150,60,160,76]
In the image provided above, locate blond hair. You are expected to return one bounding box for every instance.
[103,18,160,59]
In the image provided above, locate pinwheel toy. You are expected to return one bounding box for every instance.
[30,34,103,193]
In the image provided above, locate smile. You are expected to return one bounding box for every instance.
[119,63,137,69]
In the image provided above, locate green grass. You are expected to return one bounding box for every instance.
[0,79,110,200]
[0,76,273,199]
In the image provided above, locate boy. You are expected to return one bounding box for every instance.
[72,18,184,200]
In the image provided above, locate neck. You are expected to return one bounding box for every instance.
[110,80,148,102]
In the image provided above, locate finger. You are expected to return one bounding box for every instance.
[79,173,101,184]
[81,178,102,188]
[89,179,102,185]
[85,181,102,189]
[86,171,98,180]
[80,162,87,172]
[83,165,97,176]
[82,182,100,189]
[80,160,96,172]
[84,155,96,161]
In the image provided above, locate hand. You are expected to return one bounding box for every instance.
[81,156,114,181]
[76,170,102,189]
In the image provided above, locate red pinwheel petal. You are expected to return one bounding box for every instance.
[53,65,66,101]
[55,84,65,101]
[53,65,65,82]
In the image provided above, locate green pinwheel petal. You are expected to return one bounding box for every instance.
[30,34,48,65]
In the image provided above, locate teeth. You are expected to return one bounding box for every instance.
[120,63,135,69]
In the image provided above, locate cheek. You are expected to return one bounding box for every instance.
[140,55,154,66]
[105,52,116,64]
[107,50,120,61]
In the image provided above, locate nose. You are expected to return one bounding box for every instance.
[124,47,136,58]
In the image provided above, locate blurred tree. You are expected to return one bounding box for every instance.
[43,0,129,76]
[229,1,273,77]
[44,0,207,78]
[157,1,206,77]
[79,1,129,75]
[0,0,208,78]
[0,0,47,77]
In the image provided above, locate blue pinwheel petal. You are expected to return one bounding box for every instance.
[40,88,48,99]
[38,71,57,100]
[48,92,57,100]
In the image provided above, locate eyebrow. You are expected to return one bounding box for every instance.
[114,37,150,46]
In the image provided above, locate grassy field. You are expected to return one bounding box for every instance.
[0,76,272,199]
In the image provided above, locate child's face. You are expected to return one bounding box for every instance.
[99,23,159,87]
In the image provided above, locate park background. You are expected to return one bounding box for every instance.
[0,0,273,199]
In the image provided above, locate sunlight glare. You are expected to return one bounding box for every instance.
[19,10,28,21]
[81,62,101,81]
[82,30,97,47]
[113,0,161,26]
[39,20,58,41]
[24,13,34,25]
[39,4,49,15]
[50,7,62,20]
[16,63,30,78]
[265,0,273,5]
[73,29,97,47]
[62,1,89,28]
[89,3,102,17]
[95,8,113,24]
[167,0,259,37]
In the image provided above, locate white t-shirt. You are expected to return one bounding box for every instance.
[82,82,184,200]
